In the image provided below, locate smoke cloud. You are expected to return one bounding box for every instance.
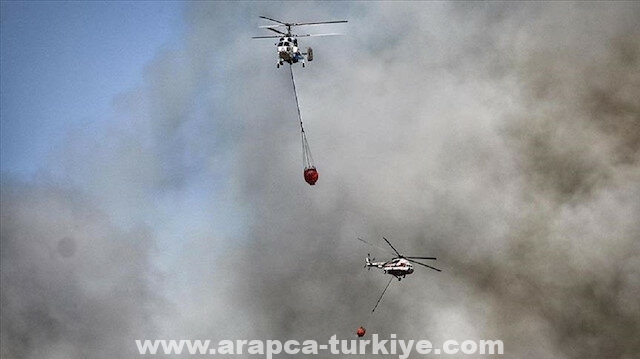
[227,2,640,358]
[1,178,162,359]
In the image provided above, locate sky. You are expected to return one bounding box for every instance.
[1,1,184,175]
[1,1,640,359]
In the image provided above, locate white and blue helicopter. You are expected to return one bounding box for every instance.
[252,16,347,68]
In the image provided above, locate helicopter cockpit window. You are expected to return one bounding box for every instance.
[278,42,283,46]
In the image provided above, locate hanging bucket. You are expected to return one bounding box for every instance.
[304,167,319,185]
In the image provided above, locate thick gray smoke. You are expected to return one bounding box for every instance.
[1,178,162,359]
[227,2,640,358]
[1,2,638,359]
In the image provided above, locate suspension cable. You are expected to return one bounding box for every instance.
[371,277,394,313]
[290,64,315,169]
[289,64,304,133]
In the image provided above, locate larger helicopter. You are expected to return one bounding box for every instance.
[252,16,347,68]
[360,237,441,281]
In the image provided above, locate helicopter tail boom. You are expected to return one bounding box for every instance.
[365,254,385,269]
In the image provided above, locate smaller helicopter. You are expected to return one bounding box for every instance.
[252,16,347,68]
[360,237,441,281]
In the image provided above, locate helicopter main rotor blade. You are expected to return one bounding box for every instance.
[251,36,282,39]
[294,33,342,38]
[382,237,402,257]
[266,27,287,36]
[357,237,381,250]
[406,256,437,260]
[259,17,347,28]
[357,237,395,255]
[292,20,348,26]
[259,16,288,26]
[407,259,442,272]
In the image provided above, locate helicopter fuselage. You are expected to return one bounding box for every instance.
[366,257,415,280]
[278,49,303,63]
[276,37,306,66]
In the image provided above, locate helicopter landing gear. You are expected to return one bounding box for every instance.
[302,62,305,68]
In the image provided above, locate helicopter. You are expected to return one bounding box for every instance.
[252,16,347,68]
[360,237,441,281]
